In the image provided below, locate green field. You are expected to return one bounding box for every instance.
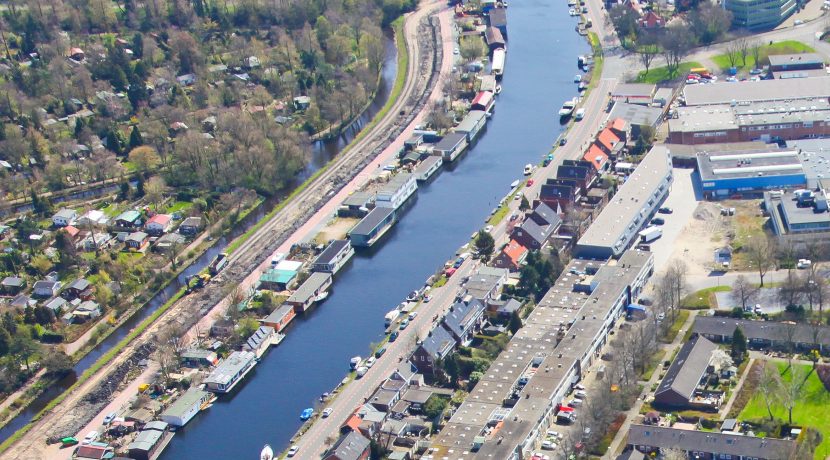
[740,362,830,459]
[711,40,816,73]
[635,62,703,84]
[681,286,731,310]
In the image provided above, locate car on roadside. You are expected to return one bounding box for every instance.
[423,295,432,303]
[375,346,387,358]
[650,217,665,226]
[484,225,494,233]
[453,47,459,55]
[365,356,376,368]
[573,384,585,391]
[658,207,673,214]
[559,137,567,146]
[408,312,418,321]
[322,408,333,418]
[547,430,564,440]
[657,312,665,321]
[541,440,557,450]
[82,431,99,445]
[288,445,300,457]
[399,319,409,330]
[389,331,399,342]
[103,412,117,425]
[754,305,763,315]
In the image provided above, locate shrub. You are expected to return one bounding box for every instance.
[817,364,830,391]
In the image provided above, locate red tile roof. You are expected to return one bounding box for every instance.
[503,240,528,266]
[63,226,80,238]
[146,214,172,226]
[583,146,608,171]
[609,118,628,132]
[596,128,620,152]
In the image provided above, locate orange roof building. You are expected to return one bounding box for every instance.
[594,128,622,156]
[495,239,528,271]
[583,145,609,171]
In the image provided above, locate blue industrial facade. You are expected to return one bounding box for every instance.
[700,173,806,198]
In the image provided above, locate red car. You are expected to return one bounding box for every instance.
[445,267,457,277]
[527,179,534,186]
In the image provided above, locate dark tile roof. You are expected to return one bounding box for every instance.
[327,430,370,460]
[442,299,484,339]
[419,325,455,360]
[655,335,716,402]
[694,316,830,347]
[628,424,795,459]
[529,202,561,228]
[515,218,554,246]
[315,240,351,265]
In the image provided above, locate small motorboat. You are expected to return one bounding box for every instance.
[574,74,582,83]
[300,408,314,420]
[569,8,578,16]
[261,444,274,460]
[495,85,502,94]
[319,392,330,402]
[314,291,329,302]
[350,356,362,370]
[523,164,533,176]
[558,98,577,118]
[510,180,520,188]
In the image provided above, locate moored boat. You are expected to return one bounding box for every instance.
[260,444,274,460]
[300,408,314,420]
[350,356,362,369]
[558,98,577,117]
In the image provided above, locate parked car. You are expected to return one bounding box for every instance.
[322,408,333,418]
[288,446,300,457]
[650,217,665,226]
[103,412,117,425]
[365,356,376,368]
[389,331,399,342]
[82,431,99,445]
[399,319,409,330]
[542,440,556,450]
[559,137,567,146]
[797,258,812,269]
[408,312,418,320]
[375,346,387,358]
[658,207,673,214]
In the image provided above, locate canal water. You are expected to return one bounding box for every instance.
[0,35,400,445]
[159,1,589,458]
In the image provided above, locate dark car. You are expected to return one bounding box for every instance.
[650,217,665,225]
[389,331,399,342]
[375,346,387,358]
[658,207,673,214]
[559,137,567,146]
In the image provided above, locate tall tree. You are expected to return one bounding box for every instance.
[475,230,495,260]
[731,326,747,362]
[731,275,760,311]
[746,237,775,287]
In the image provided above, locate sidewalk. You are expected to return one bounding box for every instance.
[603,310,699,458]
[719,357,755,418]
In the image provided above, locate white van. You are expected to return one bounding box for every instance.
[575,108,585,120]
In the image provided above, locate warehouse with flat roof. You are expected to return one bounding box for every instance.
[682,76,830,106]
[696,149,806,198]
[575,145,673,259]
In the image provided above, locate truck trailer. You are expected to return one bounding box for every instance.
[638,227,662,243]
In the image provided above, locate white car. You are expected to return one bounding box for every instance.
[541,440,557,450]
[574,390,588,399]
[82,431,99,445]
[409,312,418,320]
[288,445,300,457]
[574,383,585,390]
[547,430,564,440]
[322,408,333,418]
[484,225,494,233]
[365,356,376,368]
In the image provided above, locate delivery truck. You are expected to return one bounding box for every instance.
[638,226,662,243]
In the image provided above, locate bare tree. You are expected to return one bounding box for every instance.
[731,274,760,311]
[745,237,775,287]
[663,448,687,460]
[749,40,762,70]
[778,363,807,425]
[778,270,804,308]
[736,37,750,67]
[636,34,660,75]
[724,40,742,68]
[758,361,780,421]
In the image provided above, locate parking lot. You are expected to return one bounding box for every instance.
[644,168,700,272]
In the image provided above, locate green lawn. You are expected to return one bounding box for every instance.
[659,309,689,343]
[681,286,732,309]
[165,201,192,214]
[636,62,703,84]
[711,40,816,73]
[740,362,830,459]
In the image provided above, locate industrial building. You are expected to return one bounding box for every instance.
[787,138,830,188]
[765,188,830,240]
[427,250,654,458]
[682,77,830,107]
[668,96,830,145]
[575,145,673,259]
[696,149,807,198]
[724,0,796,30]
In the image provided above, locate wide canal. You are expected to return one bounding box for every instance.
[158,1,589,458]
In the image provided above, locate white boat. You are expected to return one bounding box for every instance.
[569,8,578,16]
[314,291,329,302]
[510,180,520,188]
[523,164,533,176]
[261,444,274,460]
[350,356,362,370]
[558,98,577,117]
[574,74,582,83]
[495,85,502,94]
